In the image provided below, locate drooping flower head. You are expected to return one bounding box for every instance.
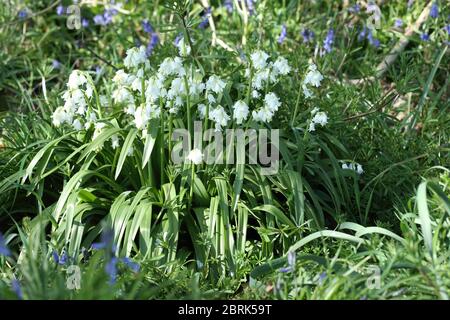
[223,0,233,13]
[233,100,249,125]
[301,29,315,43]
[308,109,328,132]
[186,148,204,164]
[94,6,119,26]
[82,18,89,28]
[52,250,68,265]
[146,33,160,57]
[246,0,255,15]
[122,257,140,273]
[56,5,65,16]
[394,19,403,28]
[430,2,439,19]
[18,9,28,19]
[206,75,226,94]
[349,4,361,14]
[106,256,118,284]
[198,7,211,29]
[250,50,269,70]
[278,24,287,44]
[52,60,62,69]
[142,19,153,33]
[92,228,116,254]
[124,46,147,69]
[420,33,430,41]
[209,106,230,131]
[367,30,380,48]
[322,29,335,54]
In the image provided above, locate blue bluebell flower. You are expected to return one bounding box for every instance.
[146,33,160,57]
[142,19,153,33]
[94,8,118,26]
[82,18,89,28]
[198,7,211,29]
[358,27,380,48]
[322,29,335,54]
[92,228,116,253]
[0,233,10,257]
[17,9,28,19]
[52,250,59,263]
[367,30,380,48]
[56,5,65,16]
[301,29,315,43]
[430,2,439,19]
[223,0,233,13]
[174,33,183,46]
[394,19,403,28]
[407,0,414,9]
[246,0,255,15]
[348,4,360,14]
[105,257,118,284]
[104,8,118,21]
[122,257,140,273]
[52,250,68,265]
[358,26,368,41]
[278,24,287,44]
[11,279,23,300]
[444,24,450,35]
[52,60,61,69]
[93,14,106,26]
[420,33,430,41]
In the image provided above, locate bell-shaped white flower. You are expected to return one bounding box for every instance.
[233,100,249,124]
[250,50,269,70]
[186,148,203,165]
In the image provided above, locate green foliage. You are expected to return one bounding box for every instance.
[0,0,449,300]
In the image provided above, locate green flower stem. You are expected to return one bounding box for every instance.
[183,76,192,150]
[160,99,165,185]
[168,112,173,161]
[291,80,303,127]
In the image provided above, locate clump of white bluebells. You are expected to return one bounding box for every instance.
[245,50,291,123]
[51,44,308,156]
[302,63,323,99]
[308,107,328,132]
[341,162,364,175]
[52,70,101,133]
